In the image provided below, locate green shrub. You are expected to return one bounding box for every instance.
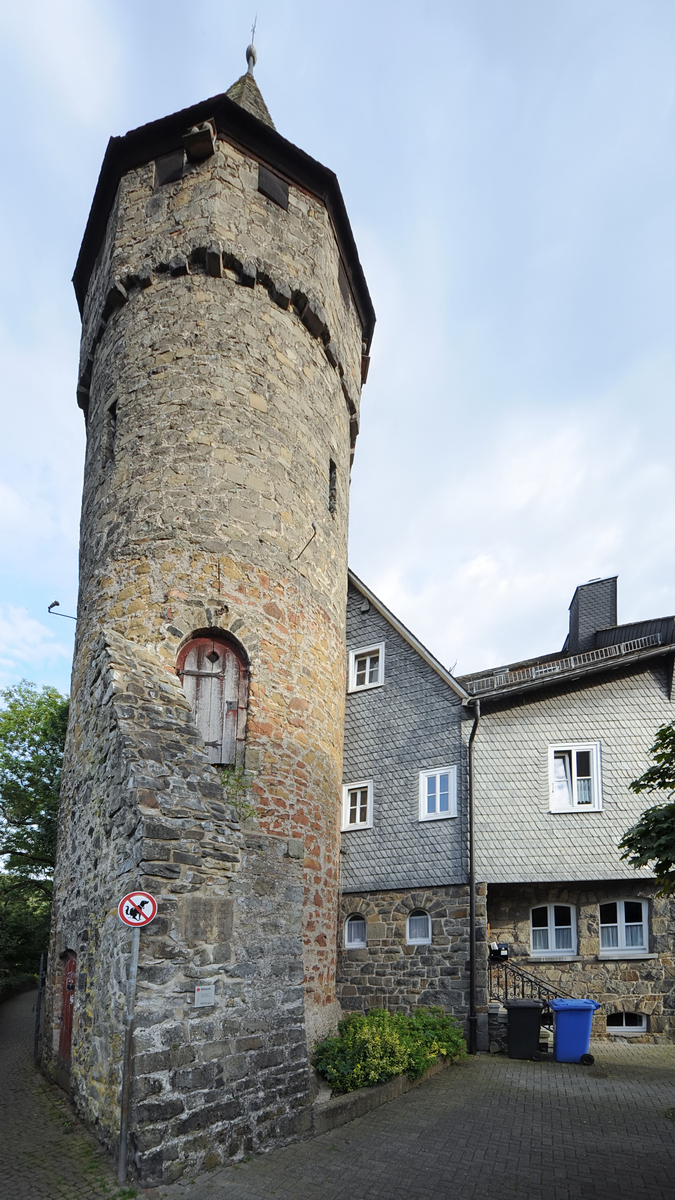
[312,1007,466,1094]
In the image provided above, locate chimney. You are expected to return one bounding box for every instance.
[566,577,617,654]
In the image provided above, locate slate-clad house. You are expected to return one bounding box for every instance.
[339,572,675,1044]
[459,576,675,1041]
[337,572,488,1036]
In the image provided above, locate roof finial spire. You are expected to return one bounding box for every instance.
[246,16,257,75]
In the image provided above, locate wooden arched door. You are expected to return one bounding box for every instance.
[177,636,248,765]
[57,952,77,1093]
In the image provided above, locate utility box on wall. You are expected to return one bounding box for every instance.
[490,942,509,961]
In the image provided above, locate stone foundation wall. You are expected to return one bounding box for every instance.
[488,881,675,1043]
[337,886,487,1033]
[44,630,313,1183]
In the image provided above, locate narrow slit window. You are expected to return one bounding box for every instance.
[328,458,337,514]
[103,400,117,464]
[338,258,350,305]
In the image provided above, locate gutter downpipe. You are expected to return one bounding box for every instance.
[468,697,481,1055]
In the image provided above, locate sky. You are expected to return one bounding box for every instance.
[2,0,675,695]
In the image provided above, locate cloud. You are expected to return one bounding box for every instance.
[351,351,675,676]
[0,606,72,691]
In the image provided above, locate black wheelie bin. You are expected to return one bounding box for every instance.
[503,999,544,1059]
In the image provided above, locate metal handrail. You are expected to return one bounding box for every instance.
[489,960,574,1013]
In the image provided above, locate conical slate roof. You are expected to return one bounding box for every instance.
[73,66,375,347]
[225,71,275,129]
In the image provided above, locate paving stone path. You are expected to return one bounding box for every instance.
[0,990,122,1200]
[159,1040,675,1200]
[3,990,675,1199]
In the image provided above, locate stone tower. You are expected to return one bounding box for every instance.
[43,51,374,1183]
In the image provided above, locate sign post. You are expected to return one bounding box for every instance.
[116,890,157,1184]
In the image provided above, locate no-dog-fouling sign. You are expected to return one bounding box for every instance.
[117,890,157,927]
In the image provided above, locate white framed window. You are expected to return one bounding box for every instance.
[348,644,385,693]
[530,904,577,956]
[606,1011,647,1035]
[407,910,431,945]
[548,742,602,811]
[419,766,458,822]
[599,900,647,953]
[341,780,373,831]
[345,913,367,947]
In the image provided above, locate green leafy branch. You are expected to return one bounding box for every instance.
[220,766,257,823]
[620,722,675,895]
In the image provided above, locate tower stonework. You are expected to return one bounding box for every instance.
[43,68,374,1183]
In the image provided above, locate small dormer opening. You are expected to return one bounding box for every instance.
[258,165,289,210]
[154,150,186,187]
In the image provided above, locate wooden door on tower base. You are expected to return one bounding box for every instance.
[56,952,76,1093]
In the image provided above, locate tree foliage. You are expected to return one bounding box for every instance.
[0,875,53,988]
[620,722,675,895]
[0,681,69,988]
[0,681,69,880]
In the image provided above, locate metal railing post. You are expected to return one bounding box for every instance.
[118,927,140,1184]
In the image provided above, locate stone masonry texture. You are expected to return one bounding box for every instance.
[488,880,675,1041]
[45,93,369,1185]
[337,885,487,1031]
[44,628,310,1183]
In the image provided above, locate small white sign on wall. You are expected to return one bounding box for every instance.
[194,984,215,1008]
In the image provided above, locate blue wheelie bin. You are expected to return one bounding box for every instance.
[549,998,600,1064]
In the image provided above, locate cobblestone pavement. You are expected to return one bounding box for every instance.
[4,991,675,1199]
[159,1041,675,1200]
[0,990,122,1200]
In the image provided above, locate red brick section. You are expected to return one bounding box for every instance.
[228,569,344,1031]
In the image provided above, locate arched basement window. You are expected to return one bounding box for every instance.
[177,634,248,766]
[345,914,367,947]
[407,910,431,945]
